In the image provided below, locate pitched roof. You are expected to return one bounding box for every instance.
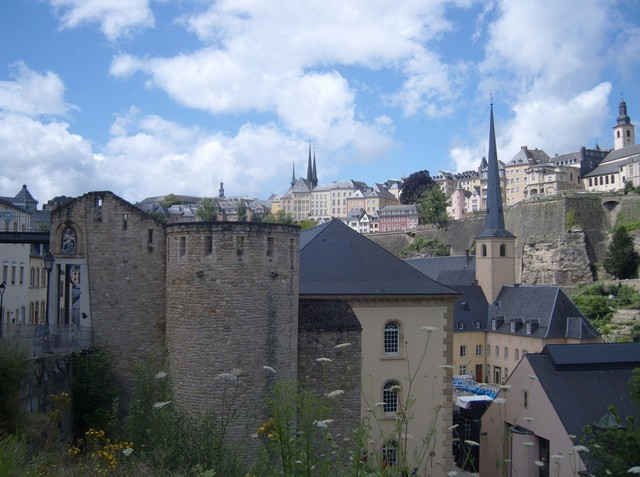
[299,219,458,296]
[489,285,600,340]
[14,185,36,203]
[405,255,476,285]
[299,299,361,331]
[528,344,640,448]
[378,204,417,217]
[599,143,640,164]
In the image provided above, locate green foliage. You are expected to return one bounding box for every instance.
[0,343,29,436]
[0,434,37,477]
[296,219,317,230]
[159,194,181,209]
[572,283,640,333]
[400,237,450,258]
[262,210,295,224]
[71,349,119,436]
[582,369,640,477]
[399,170,434,204]
[566,208,576,230]
[618,219,640,233]
[604,227,640,279]
[237,201,247,221]
[196,198,218,222]
[416,187,449,228]
[148,210,168,225]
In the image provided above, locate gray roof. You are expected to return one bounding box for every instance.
[14,185,36,203]
[489,285,600,340]
[508,146,550,165]
[583,160,626,177]
[599,143,640,164]
[299,219,458,296]
[378,204,417,217]
[527,343,640,457]
[478,105,514,239]
[405,255,476,285]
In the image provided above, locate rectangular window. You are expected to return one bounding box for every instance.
[289,238,295,270]
[523,390,528,408]
[460,345,467,357]
[179,237,186,257]
[19,266,23,285]
[266,236,274,257]
[205,236,213,255]
[611,174,615,183]
[148,229,154,245]
[605,175,609,185]
[504,347,509,359]
[459,365,467,375]
[122,213,128,230]
[11,266,16,285]
[495,345,499,357]
[236,236,245,258]
[2,265,7,282]
[494,367,502,385]
[475,344,482,356]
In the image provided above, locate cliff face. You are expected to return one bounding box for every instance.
[368,193,640,286]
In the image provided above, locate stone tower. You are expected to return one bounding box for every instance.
[476,105,516,303]
[614,99,635,150]
[165,221,299,452]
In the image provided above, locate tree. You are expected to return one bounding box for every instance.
[262,209,294,224]
[160,193,181,209]
[196,198,218,222]
[582,368,640,477]
[417,187,449,228]
[237,201,247,221]
[399,170,434,204]
[604,226,640,279]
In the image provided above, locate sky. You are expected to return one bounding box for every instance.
[1,0,640,204]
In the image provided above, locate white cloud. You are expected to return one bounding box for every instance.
[111,0,473,153]
[49,0,154,40]
[0,63,69,116]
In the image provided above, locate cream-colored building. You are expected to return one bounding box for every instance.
[300,219,458,475]
[522,163,583,199]
[504,146,550,205]
[345,184,398,217]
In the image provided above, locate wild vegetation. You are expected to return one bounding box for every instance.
[400,237,450,258]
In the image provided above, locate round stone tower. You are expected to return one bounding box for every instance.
[165,222,299,447]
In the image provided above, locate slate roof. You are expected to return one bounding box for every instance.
[14,185,36,204]
[489,285,600,340]
[298,299,362,331]
[405,255,486,331]
[583,160,626,177]
[527,343,640,450]
[299,219,458,296]
[378,204,417,217]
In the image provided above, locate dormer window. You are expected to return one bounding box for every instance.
[457,322,464,331]
[474,321,481,329]
[492,319,497,331]
[510,321,517,333]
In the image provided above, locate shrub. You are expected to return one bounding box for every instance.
[0,343,29,436]
[604,227,640,279]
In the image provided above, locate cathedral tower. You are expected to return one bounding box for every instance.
[475,105,516,302]
[614,99,635,150]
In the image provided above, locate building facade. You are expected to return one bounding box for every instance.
[378,204,418,232]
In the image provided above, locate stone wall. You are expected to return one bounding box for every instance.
[298,299,362,444]
[520,230,594,286]
[50,192,167,392]
[165,222,299,453]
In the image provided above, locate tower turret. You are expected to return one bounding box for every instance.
[291,162,296,186]
[312,151,318,187]
[306,144,313,184]
[475,105,516,302]
[614,99,635,150]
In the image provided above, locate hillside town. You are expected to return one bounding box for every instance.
[2,2,640,477]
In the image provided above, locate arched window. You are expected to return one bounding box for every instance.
[61,227,77,254]
[383,322,400,354]
[383,381,400,413]
[617,130,621,138]
[481,244,487,257]
[499,244,506,257]
[34,301,39,323]
[627,130,631,138]
[382,440,398,467]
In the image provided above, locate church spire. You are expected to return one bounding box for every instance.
[291,161,296,186]
[478,104,513,239]
[312,150,318,187]
[306,143,313,184]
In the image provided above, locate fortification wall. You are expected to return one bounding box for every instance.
[50,192,167,392]
[165,222,299,450]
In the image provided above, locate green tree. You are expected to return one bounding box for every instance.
[583,368,640,477]
[399,170,434,204]
[263,210,294,224]
[0,343,28,436]
[604,226,640,279]
[196,198,218,222]
[160,193,181,209]
[417,186,449,228]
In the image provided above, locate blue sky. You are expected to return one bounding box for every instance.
[1,0,639,203]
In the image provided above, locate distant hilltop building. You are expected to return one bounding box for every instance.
[584,99,640,192]
[272,146,400,224]
[0,185,50,232]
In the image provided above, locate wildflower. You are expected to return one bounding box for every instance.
[464,440,480,447]
[493,397,507,404]
[326,390,345,398]
[499,384,511,390]
[448,424,459,431]
[263,365,277,374]
[250,433,259,438]
[154,371,167,379]
[316,357,332,363]
[628,467,640,474]
[152,401,172,410]
[439,364,454,369]
[295,460,303,464]
[523,442,534,447]
[504,459,512,463]
[420,325,439,332]
[568,434,577,439]
[534,460,544,467]
[523,417,535,422]
[314,419,334,428]
[122,447,134,457]
[334,342,352,349]
[573,445,589,453]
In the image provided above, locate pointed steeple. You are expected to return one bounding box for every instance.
[618,99,631,125]
[312,150,318,187]
[291,162,296,186]
[478,104,513,239]
[306,143,313,184]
